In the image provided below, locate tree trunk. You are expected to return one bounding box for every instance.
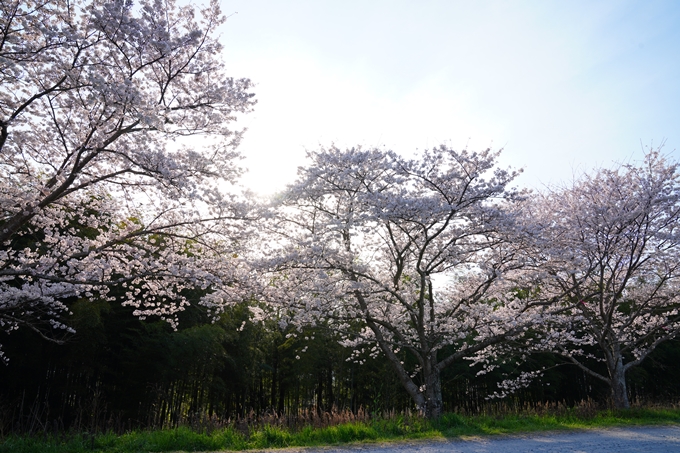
[365,311,443,418]
[277,379,285,414]
[326,365,334,412]
[316,371,323,415]
[422,354,443,419]
[424,369,443,418]
[609,355,630,409]
[271,354,278,410]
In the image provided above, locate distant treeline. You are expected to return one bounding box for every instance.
[1,298,679,435]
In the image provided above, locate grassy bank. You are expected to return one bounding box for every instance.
[2,407,679,453]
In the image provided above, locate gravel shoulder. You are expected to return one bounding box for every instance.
[248,425,680,453]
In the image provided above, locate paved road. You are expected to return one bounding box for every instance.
[278,426,680,453]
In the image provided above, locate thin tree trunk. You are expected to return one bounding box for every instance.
[277,378,285,415]
[326,365,334,412]
[316,371,323,415]
[271,354,278,410]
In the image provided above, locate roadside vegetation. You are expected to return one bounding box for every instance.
[2,405,679,453]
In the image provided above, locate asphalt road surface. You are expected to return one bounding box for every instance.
[277,425,680,453]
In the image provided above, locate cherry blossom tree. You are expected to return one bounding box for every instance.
[260,145,542,418]
[527,151,680,409]
[0,0,255,357]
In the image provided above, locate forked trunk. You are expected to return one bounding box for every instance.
[370,319,445,418]
[387,350,444,419]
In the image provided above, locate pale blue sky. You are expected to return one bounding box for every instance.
[214,0,680,194]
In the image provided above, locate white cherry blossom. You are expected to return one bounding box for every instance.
[258,145,542,418]
[0,0,256,355]
[522,150,680,409]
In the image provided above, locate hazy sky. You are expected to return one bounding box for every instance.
[215,0,680,194]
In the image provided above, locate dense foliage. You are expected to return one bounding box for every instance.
[2,296,680,433]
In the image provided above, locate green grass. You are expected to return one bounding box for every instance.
[434,407,680,437]
[2,407,680,453]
